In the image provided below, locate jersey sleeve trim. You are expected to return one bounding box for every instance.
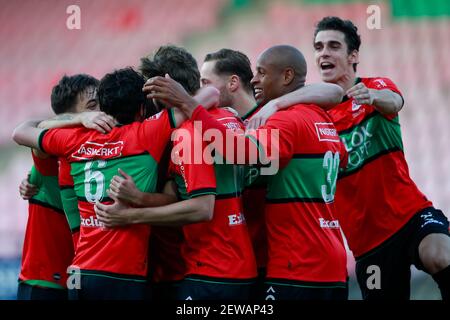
[28,198,65,215]
[188,188,217,198]
[59,185,75,190]
[38,129,49,153]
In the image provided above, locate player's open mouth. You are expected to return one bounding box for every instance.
[320,62,335,70]
[254,88,263,99]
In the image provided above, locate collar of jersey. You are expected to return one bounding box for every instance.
[341,77,362,103]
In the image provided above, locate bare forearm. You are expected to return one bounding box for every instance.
[127,196,214,226]
[371,89,404,114]
[272,83,344,111]
[133,192,178,207]
[38,113,79,129]
[12,120,44,149]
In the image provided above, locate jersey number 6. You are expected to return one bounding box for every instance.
[84,160,107,203]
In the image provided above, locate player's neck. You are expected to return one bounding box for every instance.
[336,73,357,92]
[232,91,256,117]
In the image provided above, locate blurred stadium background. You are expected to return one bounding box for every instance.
[0,0,448,299]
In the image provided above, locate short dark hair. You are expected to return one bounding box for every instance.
[98,67,156,124]
[140,45,200,95]
[50,74,99,114]
[314,16,361,71]
[204,49,254,93]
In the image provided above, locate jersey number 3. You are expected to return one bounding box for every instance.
[321,151,339,203]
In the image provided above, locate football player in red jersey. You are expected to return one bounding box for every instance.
[12,67,218,300]
[199,48,344,298]
[247,17,450,300]
[96,46,258,300]
[16,74,100,300]
[143,45,349,300]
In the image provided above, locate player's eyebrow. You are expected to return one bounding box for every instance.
[328,40,342,46]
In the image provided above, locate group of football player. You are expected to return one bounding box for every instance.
[12,16,450,300]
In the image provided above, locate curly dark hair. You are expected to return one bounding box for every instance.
[50,74,99,114]
[98,67,157,124]
[314,16,361,71]
[140,45,200,95]
[204,48,254,93]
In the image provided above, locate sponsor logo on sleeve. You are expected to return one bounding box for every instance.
[373,78,387,88]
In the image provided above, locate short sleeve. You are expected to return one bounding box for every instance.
[170,124,216,199]
[181,161,216,199]
[40,128,74,158]
[366,77,403,121]
[367,77,402,97]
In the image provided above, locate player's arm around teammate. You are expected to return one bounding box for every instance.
[12,111,117,150]
[18,172,39,200]
[107,168,177,208]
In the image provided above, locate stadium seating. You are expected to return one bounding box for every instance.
[0,0,226,144]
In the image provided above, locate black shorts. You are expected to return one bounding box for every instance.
[67,274,148,300]
[249,268,266,300]
[17,282,67,300]
[355,206,449,300]
[176,275,255,300]
[263,278,348,300]
[152,280,182,300]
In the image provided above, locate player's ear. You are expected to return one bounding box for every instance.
[348,50,359,66]
[228,75,239,92]
[283,68,295,86]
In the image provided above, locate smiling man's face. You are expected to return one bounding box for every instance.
[314,30,358,83]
